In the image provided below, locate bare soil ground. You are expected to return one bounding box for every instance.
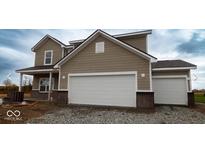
[0,93,31,98]
[0,101,62,124]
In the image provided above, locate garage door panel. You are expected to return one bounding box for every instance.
[153,78,187,105]
[69,75,136,107]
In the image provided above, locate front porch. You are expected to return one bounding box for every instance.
[16,65,66,102]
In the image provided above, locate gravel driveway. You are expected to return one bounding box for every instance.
[27,105,205,124]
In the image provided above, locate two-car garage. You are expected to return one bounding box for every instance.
[68,72,137,107]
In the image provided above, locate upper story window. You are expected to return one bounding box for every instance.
[95,42,104,53]
[44,50,53,65]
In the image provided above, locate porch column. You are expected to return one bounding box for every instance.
[48,72,52,101]
[19,73,23,92]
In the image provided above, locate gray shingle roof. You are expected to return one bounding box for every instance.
[16,65,54,72]
[152,60,196,69]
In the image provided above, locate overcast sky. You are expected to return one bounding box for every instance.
[0,29,205,89]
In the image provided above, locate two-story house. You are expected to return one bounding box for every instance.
[16,29,196,108]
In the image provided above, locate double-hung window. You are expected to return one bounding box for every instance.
[44,50,53,65]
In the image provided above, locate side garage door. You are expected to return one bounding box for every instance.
[68,73,137,107]
[153,77,188,105]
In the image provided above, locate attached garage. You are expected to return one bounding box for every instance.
[152,77,188,105]
[68,72,137,107]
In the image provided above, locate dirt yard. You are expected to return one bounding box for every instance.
[0,101,62,124]
[0,93,31,98]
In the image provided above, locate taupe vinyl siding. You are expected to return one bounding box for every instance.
[60,35,150,90]
[34,38,62,66]
[118,36,147,52]
[33,74,59,90]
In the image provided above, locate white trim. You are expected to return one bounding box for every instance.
[19,73,23,92]
[31,35,65,51]
[54,30,156,68]
[44,50,53,65]
[32,88,39,90]
[114,30,152,38]
[68,71,138,77]
[152,75,187,79]
[69,30,152,44]
[67,71,138,105]
[61,48,65,58]
[65,45,74,49]
[137,90,153,92]
[152,75,189,92]
[58,89,68,91]
[189,70,192,91]
[152,67,197,71]
[16,69,56,73]
[58,66,61,90]
[149,61,153,91]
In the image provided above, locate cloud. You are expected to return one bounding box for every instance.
[176,33,205,55]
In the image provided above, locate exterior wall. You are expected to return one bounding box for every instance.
[152,70,191,91]
[60,35,151,90]
[32,73,59,90]
[34,38,62,66]
[118,35,147,52]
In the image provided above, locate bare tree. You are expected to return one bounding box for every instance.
[3,79,12,86]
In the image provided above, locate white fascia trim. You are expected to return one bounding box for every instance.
[55,30,156,68]
[32,35,65,51]
[69,39,85,44]
[58,89,68,91]
[69,30,152,44]
[58,66,61,90]
[44,50,53,65]
[152,67,197,71]
[65,45,74,49]
[152,75,188,79]
[114,30,152,38]
[137,90,153,92]
[68,71,138,77]
[149,62,153,91]
[16,69,56,73]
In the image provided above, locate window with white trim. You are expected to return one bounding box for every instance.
[44,50,53,65]
[39,78,54,92]
[95,42,104,53]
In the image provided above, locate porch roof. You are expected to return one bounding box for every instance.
[16,65,58,74]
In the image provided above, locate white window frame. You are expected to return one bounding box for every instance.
[95,42,104,53]
[39,78,55,93]
[44,50,53,65]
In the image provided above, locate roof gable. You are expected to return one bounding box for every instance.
[31,34,66,51]
[54,30,157,68]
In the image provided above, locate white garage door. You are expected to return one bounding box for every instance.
[153,78,187,105]
[69,73,136,107]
